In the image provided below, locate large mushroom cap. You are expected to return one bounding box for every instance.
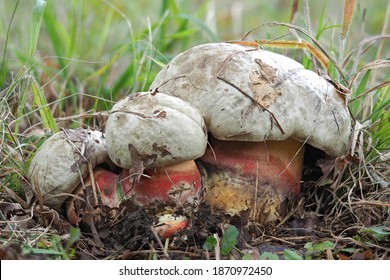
[105,91,207,169]
[28,128,108,210]
[150,42,351,157]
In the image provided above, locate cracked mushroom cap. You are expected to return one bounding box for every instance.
[105,91,207,169]
[150,42,351,157]
[28,129,108,210]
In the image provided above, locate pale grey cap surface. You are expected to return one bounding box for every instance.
[105,91,207,169]
[28,129,108,210]
[150,43,351,156]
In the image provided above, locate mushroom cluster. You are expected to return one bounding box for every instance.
[28,42,351,237]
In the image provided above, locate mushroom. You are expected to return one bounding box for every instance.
[105,91,207,211]
[28,128,109,210]
[150,42,351,223]
[153,214,188,240]
[65,167,121,225]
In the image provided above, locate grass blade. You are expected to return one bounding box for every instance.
[31,75,58,133]
[28,0,46,60]
[349,69,371,115]
[177,14,219,42]
[42,4,66,70]
[164,28,200,39]
[1,1,19,87]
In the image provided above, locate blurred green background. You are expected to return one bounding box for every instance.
[1,0,388,73]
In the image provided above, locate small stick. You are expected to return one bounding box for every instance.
[88,163,98,205]
[252,161,259,221]
[150,226,170,259]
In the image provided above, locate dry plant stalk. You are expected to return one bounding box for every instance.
[230,40,330,70]
[342,0,356,37]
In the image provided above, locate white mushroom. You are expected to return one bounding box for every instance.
[105,91,207,170]
[105,91,207,209]
[28,128,108,210]
[150,42,352,223]
[151,43,350,155]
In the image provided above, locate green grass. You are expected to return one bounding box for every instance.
[0,0,389,260]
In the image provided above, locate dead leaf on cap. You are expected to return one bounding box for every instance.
[83,145,96,162]
[248,60,282,108]
[249,79,282,108]
[126,144,157,188]
[128,144,157,167]
[62,128,88,142]
[153,110,167,119]
[254,58,277,83]
[152,143,171,157]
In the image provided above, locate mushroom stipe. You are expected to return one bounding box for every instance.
[121,160,202,208]
[200,136,304,223]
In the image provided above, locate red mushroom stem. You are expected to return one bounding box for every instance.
[66,161,201,238]
[199,135,305,223]
[121,160,202,207]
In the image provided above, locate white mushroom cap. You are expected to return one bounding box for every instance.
[150,43,351,157]
[28,129,108,210]
[105,91,207,169]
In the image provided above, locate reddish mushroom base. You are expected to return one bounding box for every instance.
[199,136,305,224]
[66,160,202,238]
[66,138,304,232]
[121,160,202,207]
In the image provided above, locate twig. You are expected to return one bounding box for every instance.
[88,163,98,205]
[277,198,305,228]
[150,226,170,259]
[54,111,108,122]
[348,200,390,208]
[252,161,259,221]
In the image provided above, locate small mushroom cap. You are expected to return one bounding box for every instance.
[105,91,207,169]
[154,214,188,239]
[28,129,108,210]
[151,43,351,157]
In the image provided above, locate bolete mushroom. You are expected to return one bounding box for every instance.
[105,91,207,211]
[28,128,108,210]
[150,42,351,223]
